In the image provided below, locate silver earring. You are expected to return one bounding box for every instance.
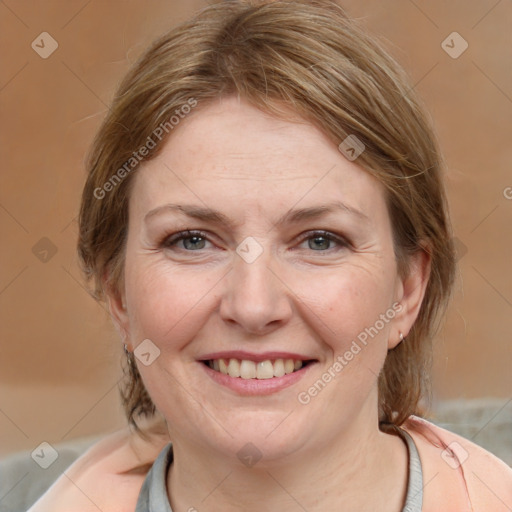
[399,331,404,342]
[124,343,137,371]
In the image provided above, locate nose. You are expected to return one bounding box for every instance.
[219,249,293,335]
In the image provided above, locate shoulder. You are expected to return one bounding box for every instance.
[402,415,512,512]
[28,421,170,512]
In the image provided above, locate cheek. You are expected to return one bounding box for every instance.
[295,264,395,345]
[289,265,396,414]
[124,256,222,347]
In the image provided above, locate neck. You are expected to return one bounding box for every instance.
[167,415,409,512]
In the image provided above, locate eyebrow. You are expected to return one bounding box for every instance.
[144,201,370,228]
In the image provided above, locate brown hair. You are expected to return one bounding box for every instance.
[78,0,456,431]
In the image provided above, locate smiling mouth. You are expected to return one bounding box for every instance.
[203,358,315,379]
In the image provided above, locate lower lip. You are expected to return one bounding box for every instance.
[200,361,315,396]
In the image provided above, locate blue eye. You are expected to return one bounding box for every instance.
[299,231,348,252]
[162,230,211,251]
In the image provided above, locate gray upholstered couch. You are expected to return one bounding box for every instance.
[0,436,99,512]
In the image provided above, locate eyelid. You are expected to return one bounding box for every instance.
[297,229,349,243]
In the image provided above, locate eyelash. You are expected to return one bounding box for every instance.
[160,229,350,253]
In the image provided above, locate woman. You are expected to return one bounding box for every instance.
[30,1,512,510]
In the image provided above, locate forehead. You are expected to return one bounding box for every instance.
[130,96,387,223]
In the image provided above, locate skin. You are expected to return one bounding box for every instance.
[107,94,431,511]
[29,95,512,512]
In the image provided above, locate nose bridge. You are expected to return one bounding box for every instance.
[220,246,291,334]
[236,249,275,298]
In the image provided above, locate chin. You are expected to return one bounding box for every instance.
[202,410,313,465]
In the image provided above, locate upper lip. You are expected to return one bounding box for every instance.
[198,351,315,362]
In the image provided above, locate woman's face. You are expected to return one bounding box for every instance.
[112,95,427,463]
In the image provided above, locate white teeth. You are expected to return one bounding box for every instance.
[240,360,256,379]
[227,358,241,377]
[284,359,295,374]
[256,360,274,379]
[210,357,307,379]
[219,358,228,374]
[273,358,285,377]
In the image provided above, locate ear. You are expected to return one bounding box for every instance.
[103,273,132,350]
[389,244,432,349]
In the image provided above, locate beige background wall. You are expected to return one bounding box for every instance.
[1,0,511,458]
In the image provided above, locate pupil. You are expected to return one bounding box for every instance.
[185,236,204,250]
[310,237,329,250]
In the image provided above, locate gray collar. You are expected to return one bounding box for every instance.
[135,427,423,512]
[396,427,424,511]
